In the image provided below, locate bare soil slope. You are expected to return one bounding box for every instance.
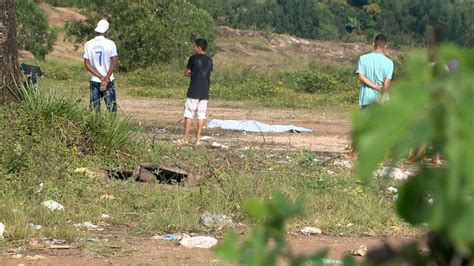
[33,4,399,70]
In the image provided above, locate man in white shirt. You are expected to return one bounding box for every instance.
[83,19,118,112]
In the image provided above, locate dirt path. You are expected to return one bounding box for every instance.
[1,234,416,265]
[119,98,352,153]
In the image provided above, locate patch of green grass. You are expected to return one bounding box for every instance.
[0,74,414,254]
[25,58,359,109]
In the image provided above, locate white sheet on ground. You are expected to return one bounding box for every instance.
[206,119,311,133]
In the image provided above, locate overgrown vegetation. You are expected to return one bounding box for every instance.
[15,0,57,59]
[65,0,215,70]
[192,0,474,47]
[31,58,359,108]
[0,86,411,251]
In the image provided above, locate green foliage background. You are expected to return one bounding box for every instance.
[65,0,215,71]
[191,0,474,47]
[15,0,57,60]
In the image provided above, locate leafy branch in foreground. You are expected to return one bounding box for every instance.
[353,45,473,264]
[215,193,359,266]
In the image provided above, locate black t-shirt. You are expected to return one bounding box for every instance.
[186,54,213,100]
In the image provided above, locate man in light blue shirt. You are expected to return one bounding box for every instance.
[355,34,394,108]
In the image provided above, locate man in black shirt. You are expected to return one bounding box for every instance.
[181,39,213,145]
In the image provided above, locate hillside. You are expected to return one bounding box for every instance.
[27,4,399,71]
[215,26,399,71]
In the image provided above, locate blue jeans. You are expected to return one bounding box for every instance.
[90,80,117,113]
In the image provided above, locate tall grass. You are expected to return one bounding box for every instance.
[0,73,412,255]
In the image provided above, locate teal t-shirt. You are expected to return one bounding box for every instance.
[356,52,394,106]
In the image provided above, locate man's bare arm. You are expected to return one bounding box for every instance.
[382,78,391,90]
[358,73,383,91]
[184,68,191,77]
[380,78,392,104]
[84,59,104,80]
[104,57,118,82]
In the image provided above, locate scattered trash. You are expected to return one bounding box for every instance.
[428,198,434,205]
[151,233,190,241]
[99,194,115,200]
[300,227,322,235]
[155,128,167,134]
[29,238,69,249]
[101,214,110,220]
[74,167,88,173]
[75,237,108,243]
[74,167,109,179]
[163,234,178,241]
[179,236,218,249]
[49,245,71,249]
[41,200,64,211]
[351,245,368,256]
[326,170,336,175]
[346,223,354,228]
[34,183,44,194]
[387,186,398,194]
[30,224,42,230]
[332,159,353,169]
[201,212,234,229]
[74,221,104,231]
[375,167,411,180]
[322,259,344,265]
[200,136,214,142]
[11,254,23,259]
[0,223,5,238]
[211,142,229,149]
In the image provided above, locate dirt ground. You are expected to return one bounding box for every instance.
[0,232,417,266]
[119,98,352,153]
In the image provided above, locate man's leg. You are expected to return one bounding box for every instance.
[347,105,370,159]
[103,81,117,113]
[194,100,208,145]
[195,119,205,145]
[432,152,442,165]
[182,98,196,144]
[183,118,192,144]
[90,81,101,112]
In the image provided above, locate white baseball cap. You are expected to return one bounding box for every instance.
[95,19,109,34]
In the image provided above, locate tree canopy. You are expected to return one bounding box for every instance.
[191,0,474,47]
[15,0,57,60]
[65,0,215,71]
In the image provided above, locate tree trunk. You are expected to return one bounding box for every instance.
[0,0,19,104]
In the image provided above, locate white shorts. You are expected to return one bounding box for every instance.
[184,98,208,120]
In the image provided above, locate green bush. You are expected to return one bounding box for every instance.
[16,0,57,59]
[279,68,357,94]
[212,76,285,101]
[122,67,188,88]
[65,0,215,71]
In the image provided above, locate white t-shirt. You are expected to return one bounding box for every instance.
[83,36,118,83]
